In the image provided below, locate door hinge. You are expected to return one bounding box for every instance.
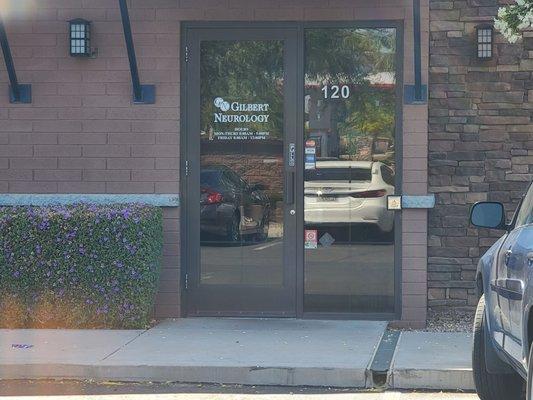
[185,160,190,177]
[184,273,189,290]
[185,45,190,63]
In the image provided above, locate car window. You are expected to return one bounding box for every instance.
[380,166,395,186]
[515,184,533,227]
[200,171,224,190]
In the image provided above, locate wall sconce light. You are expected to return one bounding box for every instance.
[477,24,494,60]
[69,18,92,57]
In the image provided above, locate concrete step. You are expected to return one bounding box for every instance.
[389,332,474,391]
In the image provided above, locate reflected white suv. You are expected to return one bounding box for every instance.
[304,160,395,233]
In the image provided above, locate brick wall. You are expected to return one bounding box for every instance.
[0,0,429,326]
[428,0,532,310]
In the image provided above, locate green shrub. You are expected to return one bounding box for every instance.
[0,204,163,329]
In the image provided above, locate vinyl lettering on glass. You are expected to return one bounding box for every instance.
[209,97,272,141]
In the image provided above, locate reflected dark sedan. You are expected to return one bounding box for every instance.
[200,165,271,243]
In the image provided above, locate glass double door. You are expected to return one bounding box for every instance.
[184,25,398,317]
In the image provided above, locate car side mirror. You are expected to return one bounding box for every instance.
[470,202,506,230]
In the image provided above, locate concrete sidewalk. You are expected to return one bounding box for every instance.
[0,319,474,390]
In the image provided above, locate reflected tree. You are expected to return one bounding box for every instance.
[305,28,397,164]
[200,41,284,140]
[305,28,396,83]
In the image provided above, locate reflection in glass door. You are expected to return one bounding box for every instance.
[200,40,285,287]
[303,28,398,314]
[185,28,298,316]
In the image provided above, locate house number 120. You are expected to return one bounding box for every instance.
[321,85,350,99]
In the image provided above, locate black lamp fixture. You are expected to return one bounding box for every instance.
[69,18,92,57]
[476,24,494,60]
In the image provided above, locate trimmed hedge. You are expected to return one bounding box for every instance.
[0,204,163,329]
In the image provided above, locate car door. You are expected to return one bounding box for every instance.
[491,183,533,363]
[503,183,533,365]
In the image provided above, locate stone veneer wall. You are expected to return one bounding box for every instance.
[428,0,533,310]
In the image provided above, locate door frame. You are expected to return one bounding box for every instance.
[180,20,404,321]
[181,25,299,317]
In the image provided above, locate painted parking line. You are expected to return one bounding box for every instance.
[253,240,282,251]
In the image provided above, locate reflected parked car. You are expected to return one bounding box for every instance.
[470,182,533,400]
[200,165,271,243]
[304,161,395,233]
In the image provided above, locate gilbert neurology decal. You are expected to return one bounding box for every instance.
[211,97,271,141]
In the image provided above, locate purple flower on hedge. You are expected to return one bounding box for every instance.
[13,271,20,278]
[38,220,50,231]
[35,244,42,255]
[58,208,72,219]
[121,208,131,220]
[96,305,109,315]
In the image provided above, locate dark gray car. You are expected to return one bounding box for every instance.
[200,165,270,243]
[470,182,533,400]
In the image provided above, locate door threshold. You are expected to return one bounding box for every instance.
[186,312,396,321]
